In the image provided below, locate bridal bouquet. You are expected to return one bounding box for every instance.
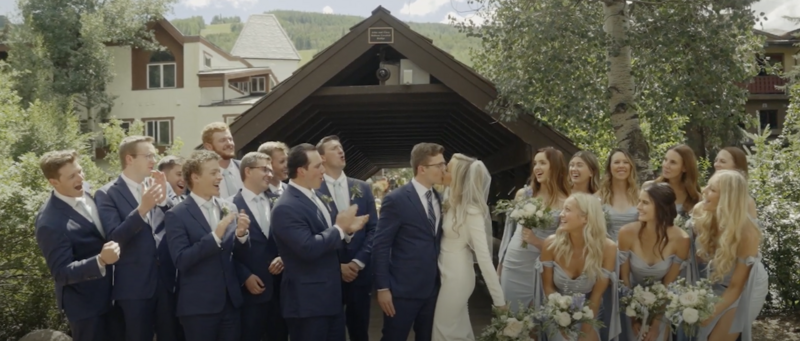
[535,293,602,341]
[477,305,538,341]
[673,213,690,233]
[493,197,553,247]
[665,278,720,337]
[620,278,671,340]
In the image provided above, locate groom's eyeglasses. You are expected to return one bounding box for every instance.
[423,162,446,169]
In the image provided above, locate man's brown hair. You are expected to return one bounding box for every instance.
[410,143,445,176]
[201,122,230,145]
[239,152,272,180]
[182,150,221,189]
[316,135,340,155]
[39,150,80,180]
[257,141,289,158]
[118,135,155,169]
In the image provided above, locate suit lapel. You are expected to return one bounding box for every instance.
[114,176,139,211]
[184,196,212,233]
[288,186,327,228]
[51,193,103,239]
[234,193,265,240]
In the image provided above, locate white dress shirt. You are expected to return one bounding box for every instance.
[241,187,271,239]
[189,192,248,246]
[219,161,244,199]
[288,181,351,242]
[268,182,286,196]
[411,178,441,234]
[324,172,350,212]
[52,190,106,275]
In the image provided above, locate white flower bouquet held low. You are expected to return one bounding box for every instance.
[493,197,553,247]
[534,293,603,341]
[477,304,538,341]
[619,278,672,341]
[665,278,720,337]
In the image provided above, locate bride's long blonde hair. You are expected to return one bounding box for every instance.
[693,170,760,282]
[548,192,607,280]
[444,153,491,235]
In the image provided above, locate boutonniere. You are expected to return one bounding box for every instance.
[268,196,278,205]
[320,194,333,211]
[350,184,362,200]
[221,204,230,218]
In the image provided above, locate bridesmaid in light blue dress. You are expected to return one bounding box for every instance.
[568,151,601,196]
[532,193,620,341]
[617,183,690,341]
[644,144,702,220]
[498,147,570,313]
[687,170,767,341]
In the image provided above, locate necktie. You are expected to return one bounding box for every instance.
[254,195,270,238]
[223,169,236,197]
[310,191,331,227]
[202,200,218,230]
[425,190,437,234]
[332,180,349,212]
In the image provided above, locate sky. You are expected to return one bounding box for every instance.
[0,0,798,31]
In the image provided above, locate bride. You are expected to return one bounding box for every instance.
[432,154,506,341]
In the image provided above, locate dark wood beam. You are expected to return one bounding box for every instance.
[483,140,532,174]
[311,84,453,97]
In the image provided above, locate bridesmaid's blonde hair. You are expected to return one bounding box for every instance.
[548,192,607,280]
[693,170,760,282]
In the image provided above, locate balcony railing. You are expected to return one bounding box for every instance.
[747,75,787,94]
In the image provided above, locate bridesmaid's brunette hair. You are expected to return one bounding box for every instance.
[570,151,601,194]
[719,146,749,178]
[531,147,570,208]
[640,183,678,259]
[655,144,701,213]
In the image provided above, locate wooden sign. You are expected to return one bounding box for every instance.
[368,27,394,44]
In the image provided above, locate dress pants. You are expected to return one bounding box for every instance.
[69,314,108,341]
[240,302,269,341]
[343,282,371,341]
[179,299,241,341]
[285,310,346,341]
[380,290,438,341]
[265,274,288,341]
[117,278,181,341]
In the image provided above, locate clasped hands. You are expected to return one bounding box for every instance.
[214,209,250,240]
[334,204,369,235]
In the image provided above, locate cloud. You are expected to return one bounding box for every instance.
[322,6,334,14]
[400,0,455,17]
[763,2,800,31]
[181,0,256,10]
[442,11,489,26]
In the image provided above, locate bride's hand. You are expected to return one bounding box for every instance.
[494,304,509,314]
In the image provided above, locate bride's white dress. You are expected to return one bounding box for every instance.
[432,205,505,341]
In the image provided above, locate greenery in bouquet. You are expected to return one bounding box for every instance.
[673,213,690,233]
[619,277,671,340]
[535,293,603,341]
[477,304,538,341]
[665,278,720,337]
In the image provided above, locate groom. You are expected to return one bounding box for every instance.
[373,143,446,341]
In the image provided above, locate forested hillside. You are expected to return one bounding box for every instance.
[171,10,480,66]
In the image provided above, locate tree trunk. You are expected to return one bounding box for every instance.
[603,0,652,181]
[684,121,708,160]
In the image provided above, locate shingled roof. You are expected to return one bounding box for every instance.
[230,14,301,61]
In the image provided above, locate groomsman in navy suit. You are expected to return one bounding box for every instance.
[165,150,251,341]
[34,150,121,341]
[157,155,187,202]
[95,136,181,341]
[202,122,243,198]
[373,143,446,341]
[316,135,378,341]
[271,143,368,341]
[257,141,290,341]
[229,152,285,341]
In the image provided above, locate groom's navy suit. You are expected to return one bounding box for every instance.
[316,178,377,341]
[373,181,443,341]
[271,183,346,341]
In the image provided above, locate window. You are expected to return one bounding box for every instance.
[120,121,131,133]
[204,53,212,68]
[148,50,177,89]
[251,77,266,93]
[759,110,778,130]
[232,81,249,92]
[144,119,172,145]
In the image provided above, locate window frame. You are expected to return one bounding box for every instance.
[147,63,177,89]
[203,53,212,68]
[250,76,266,93]
[142,117,174,146]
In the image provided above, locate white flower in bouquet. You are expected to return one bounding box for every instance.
[679,291,699,307]
[620,279,672,340]
[665,278,720,337]
[538,293,603,340]
[582,306,594,319]
[493,197,553,248]
[555,312,571,327]
[682,308,699,324]
[502,317,524,337]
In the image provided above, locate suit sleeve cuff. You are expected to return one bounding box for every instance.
[211,232,222,247]
[334,225,351,242]
[353,259,365,269]
[377,288,389,291]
